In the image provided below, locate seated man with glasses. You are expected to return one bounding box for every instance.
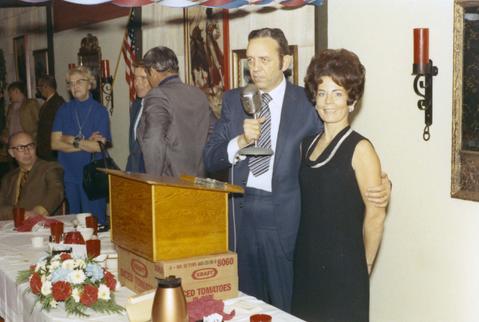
[0,132,64,221]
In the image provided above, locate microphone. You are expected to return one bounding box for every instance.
[240,83,261,115]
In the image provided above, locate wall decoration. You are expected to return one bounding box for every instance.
[13,36,27,84]
[232,45,299,88]
[33,49,49,89]
[184,7,229,118]
[451,1,479,201]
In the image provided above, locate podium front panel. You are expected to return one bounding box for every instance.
[110,174,228,261]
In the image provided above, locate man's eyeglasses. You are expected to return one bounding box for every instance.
[9,143,36,152]
[67,79,89,87]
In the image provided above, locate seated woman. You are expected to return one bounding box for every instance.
[292,49,387,322]
[51,66,111,230]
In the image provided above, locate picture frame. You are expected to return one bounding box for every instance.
[451,0,479,201]
[232,45,299,88]
[184,7,230,118]
[33,49,49,89]
[13,35,27,84]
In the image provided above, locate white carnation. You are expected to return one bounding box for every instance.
[69,269,86,284]
[50,260,61,270]
[62,259,75,271]
[98,284,111,300]
[74,259,86,269]
[72,288,80,303]
[41,281,52,296]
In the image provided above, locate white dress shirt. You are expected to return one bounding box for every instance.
[227,77,286,192]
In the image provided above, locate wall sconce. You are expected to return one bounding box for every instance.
[101,59,114,113]
[412,28,438,141]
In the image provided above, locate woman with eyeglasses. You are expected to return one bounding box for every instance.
[51,66,111,231]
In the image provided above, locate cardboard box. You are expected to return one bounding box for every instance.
[117,246,238,302]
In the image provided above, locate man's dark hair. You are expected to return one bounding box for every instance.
[248,28,290,60]
[133,60,145,69]
[7,81,27,96]
[143,46,179,74]
[38,74,57,90]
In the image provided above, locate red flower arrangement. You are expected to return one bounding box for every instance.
[17,252,124,317]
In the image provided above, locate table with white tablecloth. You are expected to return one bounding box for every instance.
[0,217,304,322]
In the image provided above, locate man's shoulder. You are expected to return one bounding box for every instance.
[51,93,66,105]
[2,167,19,184]
[24,98,40,109]
[34,159,63,172]
[285,81,308,97]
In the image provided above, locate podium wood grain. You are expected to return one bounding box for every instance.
[107,170,239,261]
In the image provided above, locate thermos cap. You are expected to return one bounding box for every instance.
[156,275,182,288]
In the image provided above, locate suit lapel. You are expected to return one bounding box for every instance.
[273,82,295,174]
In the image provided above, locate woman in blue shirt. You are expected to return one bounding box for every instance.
[52,66,111,229]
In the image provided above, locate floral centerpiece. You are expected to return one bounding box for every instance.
[17,252,124,317]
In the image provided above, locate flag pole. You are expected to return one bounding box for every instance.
[112,8,133,87]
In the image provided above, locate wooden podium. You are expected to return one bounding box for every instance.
[103,170,243,262]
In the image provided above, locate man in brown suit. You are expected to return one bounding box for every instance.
[1,81,40,145]
[36,75,65,161]
[138,46,210,177]
[0,132,64,220]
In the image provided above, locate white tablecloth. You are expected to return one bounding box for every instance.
[0,217,304,322]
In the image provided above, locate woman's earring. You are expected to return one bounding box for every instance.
[349,105,355,113]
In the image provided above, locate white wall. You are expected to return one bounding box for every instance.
[328,0,479,321]
[0,6,47,95]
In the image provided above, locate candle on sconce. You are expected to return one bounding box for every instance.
[413,28,429,66]
[101,59,110,78]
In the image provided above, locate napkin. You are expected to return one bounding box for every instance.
[125,289,155,322]
[187,295,235,322]
[17,215,61,232]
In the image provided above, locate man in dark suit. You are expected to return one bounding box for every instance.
[204,28,391,312]
[138,46,210,177]
[36,75,65,161]
[126,61,151,173]
[0,132,64,220]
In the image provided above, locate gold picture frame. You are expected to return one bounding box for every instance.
[451,0,479,201]
[232,45,299,88]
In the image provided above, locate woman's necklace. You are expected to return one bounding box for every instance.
[73,104,93,140]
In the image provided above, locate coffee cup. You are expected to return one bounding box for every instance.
[50,222,64,243]
[85,216,98,235]
[86,239,101,259]
[13,207,25,228]
[250,314,272,322]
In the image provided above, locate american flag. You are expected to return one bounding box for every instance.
[122,9,138,103]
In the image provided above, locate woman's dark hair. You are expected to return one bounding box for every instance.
[304,49,365,106]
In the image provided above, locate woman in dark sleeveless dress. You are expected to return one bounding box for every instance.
[292,49,386,322]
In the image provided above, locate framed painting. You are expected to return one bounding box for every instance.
[14,36,27,84]
[451,0,479,201]
[33,49,49,89]
[232,45,299,88]
[184,7,229,118]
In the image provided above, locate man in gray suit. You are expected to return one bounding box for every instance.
[138,46,210,177]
